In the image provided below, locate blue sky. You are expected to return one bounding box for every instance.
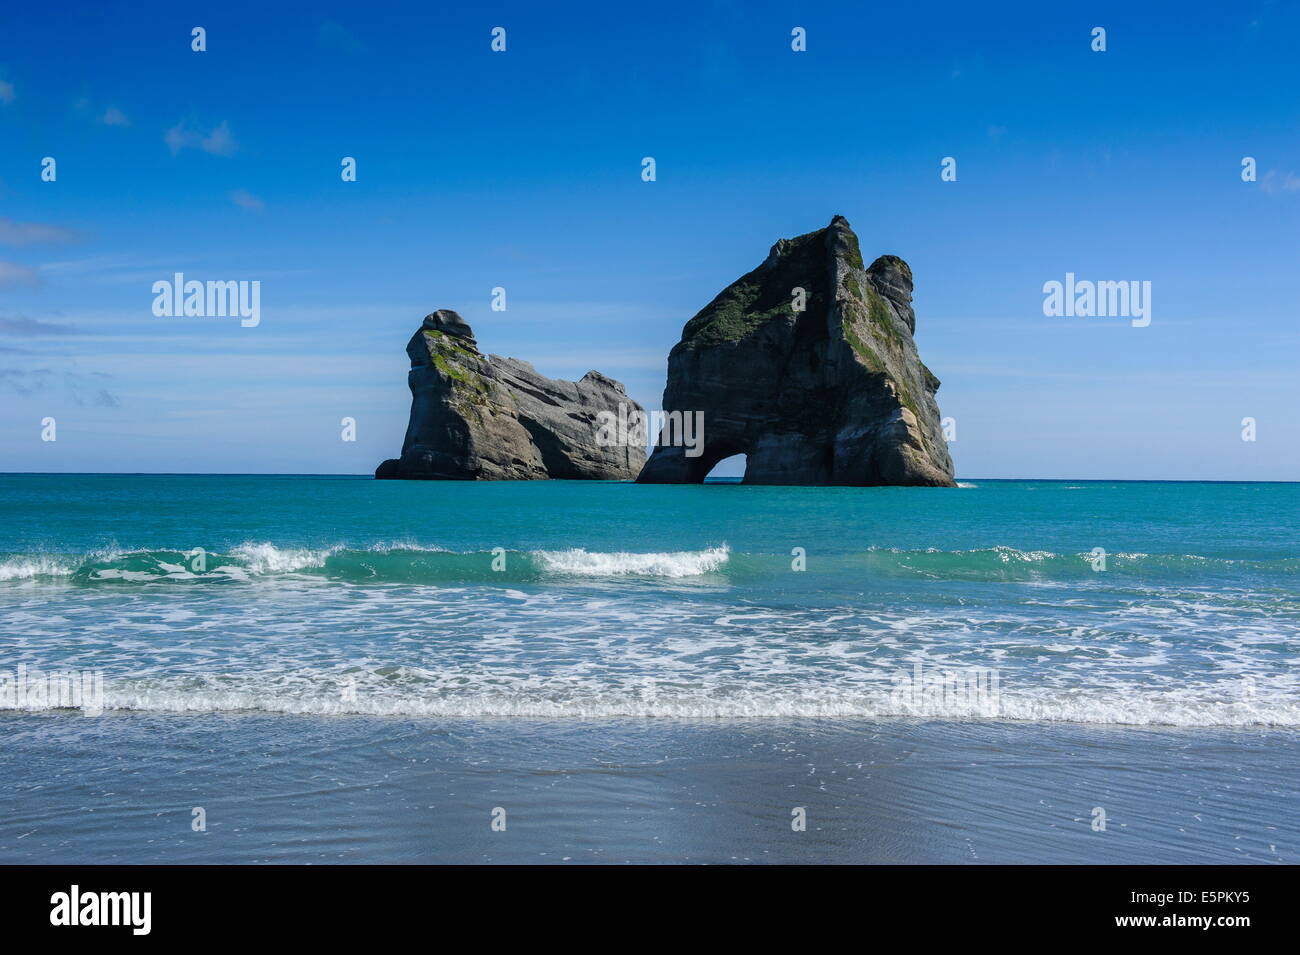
[1,0,1297,479]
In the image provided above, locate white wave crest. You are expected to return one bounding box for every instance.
[0,556,76,581]
[532,545,729,577]
[229,542,339,574]
[11,674,1298,727]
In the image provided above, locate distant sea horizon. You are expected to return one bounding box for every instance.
[4,472,1298,483]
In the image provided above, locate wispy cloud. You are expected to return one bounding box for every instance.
[0,366,121,405]
[37,253,189,282]
[0,262,40,288]
[97,105,130,127]
[0,368,53,396]
[318,20,367,55]
[229,189,265,211]
[1260,169,1300,194]
[0,315,73,336]
[86,387,120,407]
[165,119,238,156]
[0,80,14,105]
[0,216,81,245]
[73,94,130,127]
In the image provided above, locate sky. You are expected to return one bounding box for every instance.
[1,0,1297,480]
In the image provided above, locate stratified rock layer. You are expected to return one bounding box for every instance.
[637,216,955,486]
[377,310,645,480]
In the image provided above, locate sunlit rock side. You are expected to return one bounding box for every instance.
[637,216,955,486]
[377,310,645,480]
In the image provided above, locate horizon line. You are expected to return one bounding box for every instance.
[1,472,1297,485]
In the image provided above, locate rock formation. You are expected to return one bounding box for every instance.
[636,216,955,486]
[376,310,645,480]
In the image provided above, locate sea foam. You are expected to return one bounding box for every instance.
[531,545,730,578]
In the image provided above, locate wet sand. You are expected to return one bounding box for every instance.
[1,713,1294,864]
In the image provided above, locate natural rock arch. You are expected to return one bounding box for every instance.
[637,216,954,487]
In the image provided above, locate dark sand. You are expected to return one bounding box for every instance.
[1,713,1294,864]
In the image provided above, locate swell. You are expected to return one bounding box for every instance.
[862,545,1300,581]
[0,543,733,584]
[1,542,1295,585]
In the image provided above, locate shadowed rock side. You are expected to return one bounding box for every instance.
[377,310,645,480]
[636,216,955,487]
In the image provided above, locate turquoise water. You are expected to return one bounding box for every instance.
[1,474,1297,726]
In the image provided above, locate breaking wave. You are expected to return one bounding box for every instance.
[533,546,729,577]
[0,543,1295,586]
[0,543,733,584]
[5,669,1297,727]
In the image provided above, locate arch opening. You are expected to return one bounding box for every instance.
[704,453,747,483]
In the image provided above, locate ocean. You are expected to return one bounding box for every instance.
[1,474,1296,863]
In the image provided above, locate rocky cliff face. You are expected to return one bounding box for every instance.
[377,310,645,480]
[637,216,955,486]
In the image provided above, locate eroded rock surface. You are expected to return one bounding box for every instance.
[636,216,955,486]
[377,310,645,480]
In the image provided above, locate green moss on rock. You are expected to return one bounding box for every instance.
[842,322,885,374]
[863,287,904,352]
[432,350,490,397]
[680,226,830,348]
[868,254,912,283]
[841,232,866,270]
[424,328,478,361]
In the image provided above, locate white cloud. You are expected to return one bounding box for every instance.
[0,315,73,335]
[165,119,238,156]
[0,216,80,245]
[318,20,366,55]
[0,262,40,288]
[202,120,237,155]
[1260,170,1300,194]
[163,124,189,154]
[228,189,265,211]
[98,105,130,127]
